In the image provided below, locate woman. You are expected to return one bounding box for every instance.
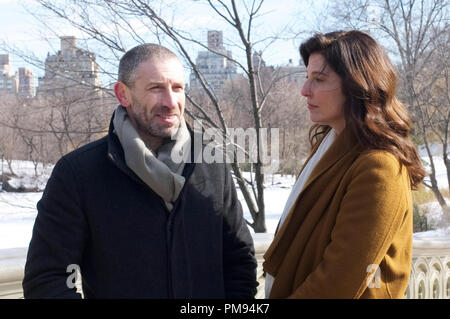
[263,30,426,299]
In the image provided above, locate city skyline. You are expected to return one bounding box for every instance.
[0,0,323,87]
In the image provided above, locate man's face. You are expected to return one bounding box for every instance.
[125,57,185,140]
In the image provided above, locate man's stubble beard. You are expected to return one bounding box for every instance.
[130,96,181,140]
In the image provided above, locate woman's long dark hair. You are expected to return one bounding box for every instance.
[300,30,425,189]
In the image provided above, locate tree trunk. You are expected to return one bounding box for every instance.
[430,182,448,207]
[423,135,448,208]
[443,149,450,192]
[252,209,266,233]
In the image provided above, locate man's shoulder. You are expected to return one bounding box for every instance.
[45,135,112,189]
[61,135,109,165]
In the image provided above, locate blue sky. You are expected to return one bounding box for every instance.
[0,0,328,85]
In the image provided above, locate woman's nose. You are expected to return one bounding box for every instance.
[301,80,311,97]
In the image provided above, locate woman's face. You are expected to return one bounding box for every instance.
[301,53,346,134]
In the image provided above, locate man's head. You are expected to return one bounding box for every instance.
[114,44,185,150]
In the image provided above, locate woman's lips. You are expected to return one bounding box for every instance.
[307,103,319,110]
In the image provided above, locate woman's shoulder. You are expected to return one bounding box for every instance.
[357,149,399,163]
[351,149,406,180]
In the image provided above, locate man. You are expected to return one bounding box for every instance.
[22,44,258,298]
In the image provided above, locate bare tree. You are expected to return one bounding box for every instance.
[0,95,21,176]
[412,27,450,208]
[26,0,303,232]
[0,87,112,165]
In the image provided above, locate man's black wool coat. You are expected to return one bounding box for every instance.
[22,115,258,298]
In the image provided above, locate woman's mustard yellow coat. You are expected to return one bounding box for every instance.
[263,129,413,298]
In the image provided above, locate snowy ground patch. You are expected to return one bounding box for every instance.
[421,156,449,190]
[0,192,41,249]
[1,157,450,249]
[1,160,53,192]
[235,172,295,234]
[413,226,450,240]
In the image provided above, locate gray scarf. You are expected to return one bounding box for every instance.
[113,105,191,211]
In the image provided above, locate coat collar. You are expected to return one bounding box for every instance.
[106,110,133,179]
[300,127,361,196]
[106,109,198,186]
[263,127,363,276]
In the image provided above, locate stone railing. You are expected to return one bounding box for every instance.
[406,236,450,299]
[252,233,450,299]
[0,247,27,299]
[1,234,449,299]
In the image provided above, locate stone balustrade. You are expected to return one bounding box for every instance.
[406,236,450,299]
[1,234,449,299]
[0,247,27,299]
[253,234,450,299]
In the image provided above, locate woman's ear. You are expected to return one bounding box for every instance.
[114,82,131,107]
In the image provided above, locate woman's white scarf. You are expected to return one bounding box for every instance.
[265,129,337,298]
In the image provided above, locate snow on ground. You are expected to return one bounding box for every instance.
[0,192,41,249]
[1,160,53,192]
[415,150,450,238]
[414,199,450,239]
[422,156,449,190]
[419,200,448,226]
[0,160,54,249]
[1,159,53,176]
[413,227,450,239]
[237,173,295,234]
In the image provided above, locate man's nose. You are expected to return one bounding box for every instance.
[161,88,178,110]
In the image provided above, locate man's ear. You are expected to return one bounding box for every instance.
[114,82,132,107]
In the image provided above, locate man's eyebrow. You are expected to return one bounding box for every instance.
[144,80,185,88]
[145,80,165,85]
